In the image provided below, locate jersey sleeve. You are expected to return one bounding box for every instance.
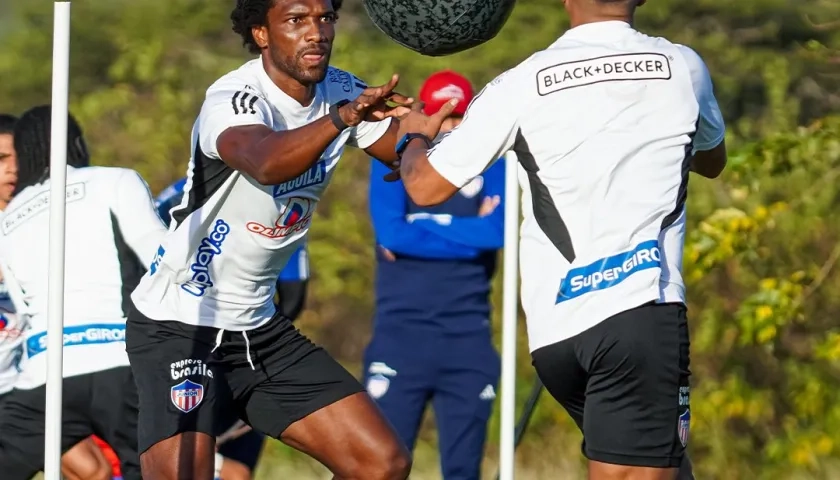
[112,170,169,265]
[198,84,275,159]
[326,69,392,149]
[678,45,726,153]
[426,71,520,189]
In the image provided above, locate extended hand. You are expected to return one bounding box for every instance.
[395,98,459,141]
[338,74,414,127]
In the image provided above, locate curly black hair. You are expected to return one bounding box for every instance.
[231,0,343,55]
[0,114,16,135]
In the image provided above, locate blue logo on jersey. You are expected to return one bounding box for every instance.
[150,245,166,276]
[181,219,230,297]
[26,323,126,358]
[272,161,326,197]
[556,240,661,304]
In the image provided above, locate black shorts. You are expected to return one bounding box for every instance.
[125,305,364,454]
[0,367,141,480]
[531,302,691,468]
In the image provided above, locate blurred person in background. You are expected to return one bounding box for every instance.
[0,113,116,480]
[0,105,167,480]
[154,176,313,480]
[363,71,505,480]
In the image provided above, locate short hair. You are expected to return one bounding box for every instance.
[231,0,343,55]
[0,115,17,135]
[14,105,90,193]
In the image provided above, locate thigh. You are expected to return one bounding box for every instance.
[580,303,690,469]
[362,333,434,451]
[125,306,230,469]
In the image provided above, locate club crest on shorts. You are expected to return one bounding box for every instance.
[678,409,690,447]
[366,374,390,399]
[170,379,204,413]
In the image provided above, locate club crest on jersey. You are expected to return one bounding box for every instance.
[247,197,313,239]
[170,379,204,413]
[678,409,690,447]
[460,176,484,198]
[272,160,327,197]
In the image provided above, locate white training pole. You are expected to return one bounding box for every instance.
[44,3,71,479]
[499,151,520,480]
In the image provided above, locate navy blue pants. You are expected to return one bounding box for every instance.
[363,329,500,480]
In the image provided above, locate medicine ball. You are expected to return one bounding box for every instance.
[362,0,517,57]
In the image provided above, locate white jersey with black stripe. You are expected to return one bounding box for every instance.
[130,59,391,331]
[0,166,166,389]
[424,21,726,352]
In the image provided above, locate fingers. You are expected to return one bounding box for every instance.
[432,99,459,120]
[385,92,414,106]
[383,169,401,182]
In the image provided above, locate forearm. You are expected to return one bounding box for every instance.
[400,139,458,207]
[241,116,342,185]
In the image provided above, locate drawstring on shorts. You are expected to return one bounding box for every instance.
[211,328,256,371]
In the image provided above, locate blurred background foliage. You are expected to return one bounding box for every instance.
[2,0,839,478]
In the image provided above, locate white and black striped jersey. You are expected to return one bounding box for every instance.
[130,59,391,330]
[0,166,166,389]
[425,21,726,352]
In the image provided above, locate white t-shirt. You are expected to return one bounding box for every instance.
[131,59,391,330]
[0,166,166,389]
[425,21,726,352]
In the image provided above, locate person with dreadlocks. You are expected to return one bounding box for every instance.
[0,105,167,480]
[0,112,118,480]
[124,0,457,478]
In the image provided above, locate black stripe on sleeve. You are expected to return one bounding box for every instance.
[248,95,258,114]
[231,91,241,114]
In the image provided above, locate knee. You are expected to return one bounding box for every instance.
[358,443,412,480]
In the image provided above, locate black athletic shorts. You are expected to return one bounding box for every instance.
[531,302,691,468]
[125,304,365,454]
[0,367,141,480]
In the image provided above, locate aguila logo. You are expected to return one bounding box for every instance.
[247,197,314,239]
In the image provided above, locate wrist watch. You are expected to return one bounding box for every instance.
[395,133,433,156]
[328,99,351,131]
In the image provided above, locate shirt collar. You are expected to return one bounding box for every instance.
[558,20,633,42]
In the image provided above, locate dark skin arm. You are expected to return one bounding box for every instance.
[216,74,411,185]
[364,119,402,165]
[690,139,727,179]
[382,99,461,206]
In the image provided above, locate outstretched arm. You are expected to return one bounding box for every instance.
[396,71,520,207]
[213,76,405,185]
[409,159,506,250]
[369,160,481,260]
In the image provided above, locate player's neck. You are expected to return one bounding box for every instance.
[569,11,634,29]
[261,56,317,106]
[0,199,7,211]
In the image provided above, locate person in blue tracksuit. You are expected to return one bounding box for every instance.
[364,71,504,480]
[154,177,310,480]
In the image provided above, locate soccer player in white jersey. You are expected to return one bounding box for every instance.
[0,112,117,480]
[390,1,727,479]
[0,106,168,480]
[125,0,454,479]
